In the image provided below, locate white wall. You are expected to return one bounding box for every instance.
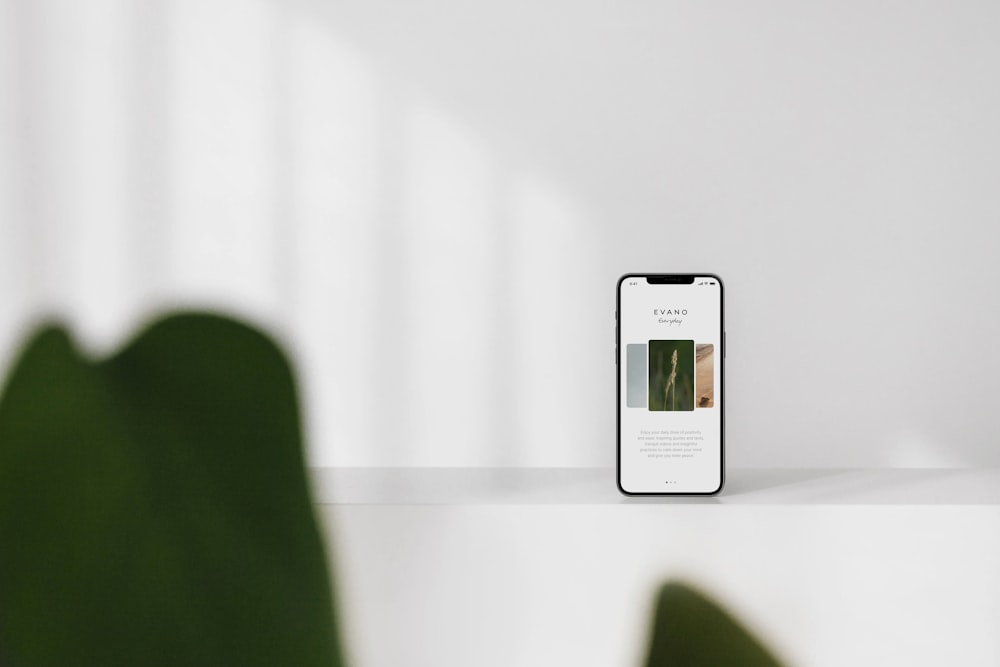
[2,0,999,468]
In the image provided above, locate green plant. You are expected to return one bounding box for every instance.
[644,582,783,667]
[0,314,344,666]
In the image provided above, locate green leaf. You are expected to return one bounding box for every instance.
[644,582,783,667]
[0,313,344,667]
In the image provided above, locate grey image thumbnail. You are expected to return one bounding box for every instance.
[626,344,647,407]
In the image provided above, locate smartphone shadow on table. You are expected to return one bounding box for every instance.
[718,469,854,499]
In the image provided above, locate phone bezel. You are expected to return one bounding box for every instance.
[616,273,725,496]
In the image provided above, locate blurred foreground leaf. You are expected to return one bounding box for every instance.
[645,582,783,667]
[0,314,343,667]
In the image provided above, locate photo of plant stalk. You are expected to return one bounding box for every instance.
[648,340,694,411]
[666,349,678,411]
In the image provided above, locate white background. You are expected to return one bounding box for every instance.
[4,3,1000,666]
[3,0,1000,469]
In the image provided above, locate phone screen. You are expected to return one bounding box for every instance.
[617,275,724,495]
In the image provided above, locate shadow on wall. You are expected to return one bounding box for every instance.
[1,0,608,470]
[5,0,996,472]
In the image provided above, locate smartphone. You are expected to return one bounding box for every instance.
[616,274,724,495]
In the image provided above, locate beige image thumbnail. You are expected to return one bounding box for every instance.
[696,343,714,408]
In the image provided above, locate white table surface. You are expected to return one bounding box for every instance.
[309,467,1000,505]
